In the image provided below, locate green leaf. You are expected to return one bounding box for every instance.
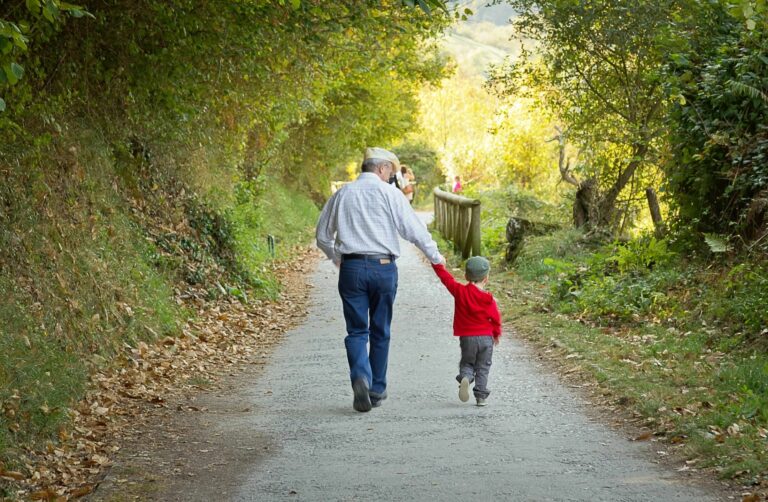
[703,233,729,253]
[0,97,5,112]
[3,63,22,85]
[25,0,41,15]
[11,31,28,51]
[417,0,432,15]
[0,38,11,55]
[290,0,300,9]
[10,62,24,79]
[42,0,61,22]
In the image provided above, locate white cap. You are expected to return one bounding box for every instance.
[364,147,400,171]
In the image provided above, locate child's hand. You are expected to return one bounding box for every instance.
[493,336,500,346]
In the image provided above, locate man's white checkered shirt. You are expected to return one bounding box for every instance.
[316,172,444,264]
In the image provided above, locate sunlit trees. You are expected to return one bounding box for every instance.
[0,1,453,199]
[490,0,676,232]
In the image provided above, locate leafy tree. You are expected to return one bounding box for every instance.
[0,1,91,112]
[664,1,768,242]
[1,1,454,197]
[490,0,677,231]
[416,68,506,188]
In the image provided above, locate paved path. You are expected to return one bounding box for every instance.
[228,225,723,501]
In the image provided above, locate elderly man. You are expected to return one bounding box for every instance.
[316,147,445,412]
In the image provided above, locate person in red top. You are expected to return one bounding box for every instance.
[432,256,502,406]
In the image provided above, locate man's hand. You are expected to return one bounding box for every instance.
[493,336,500,346]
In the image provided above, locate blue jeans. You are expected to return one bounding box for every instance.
[338,257,398,397]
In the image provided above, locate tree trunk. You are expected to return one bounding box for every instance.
[573,178,597,228]
[596,142,649,228]
[645,187,665,237]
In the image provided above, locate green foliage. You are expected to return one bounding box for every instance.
[716,357,768,422]
[513,228,590,281]
[612,237,674,274]
[491,0,673,230]
[0,1,92,109]
[471,184,570,258]
[539,236,678,321]
[230,177,319,297]
[664,2,768,238]
[707,262,768,335]
[703,233,731,254]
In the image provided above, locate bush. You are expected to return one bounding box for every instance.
[706,262,768,337]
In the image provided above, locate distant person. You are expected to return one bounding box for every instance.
[389,164,404,189]
[400,165,414,205]
[316,147,445,412]
[452,175,462,193]
[432,256,501,406]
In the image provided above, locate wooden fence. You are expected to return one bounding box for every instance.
[433,188,482,259]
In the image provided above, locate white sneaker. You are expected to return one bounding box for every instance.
[458,377,470,402]
[476,398,487,407]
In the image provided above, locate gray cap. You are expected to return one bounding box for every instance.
[465,256,490,282]
[364,147,401,171]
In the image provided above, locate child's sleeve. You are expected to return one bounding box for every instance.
[431,263,460,296]
[489,298,502,337]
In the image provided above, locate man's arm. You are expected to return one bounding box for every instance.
[391,191,444,264]
[315,193,340,264]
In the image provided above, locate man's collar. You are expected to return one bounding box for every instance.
[358,172,379,180]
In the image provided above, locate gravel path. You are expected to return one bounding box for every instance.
[226,222,725,501]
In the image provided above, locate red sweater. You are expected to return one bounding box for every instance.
[432,264,502,338]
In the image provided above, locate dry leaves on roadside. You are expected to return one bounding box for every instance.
[4,248,317,500]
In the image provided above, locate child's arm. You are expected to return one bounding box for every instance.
[431,263,460,296]
[489,298,502,343]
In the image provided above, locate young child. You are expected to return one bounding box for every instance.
[432,256,502,406]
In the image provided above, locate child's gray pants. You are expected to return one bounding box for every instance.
[456,335,493,399]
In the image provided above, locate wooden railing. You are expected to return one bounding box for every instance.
[433,188,482,259]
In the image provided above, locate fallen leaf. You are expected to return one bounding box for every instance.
[70,484,94,497]
[0,470,25,480]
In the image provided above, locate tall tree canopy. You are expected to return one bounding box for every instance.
[0,0,454,197]
[489,0,676,231]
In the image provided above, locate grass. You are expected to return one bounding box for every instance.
[230,180,319,298]
[487,229,768,482]
[0,127,319,469]
[0,140,186,461]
